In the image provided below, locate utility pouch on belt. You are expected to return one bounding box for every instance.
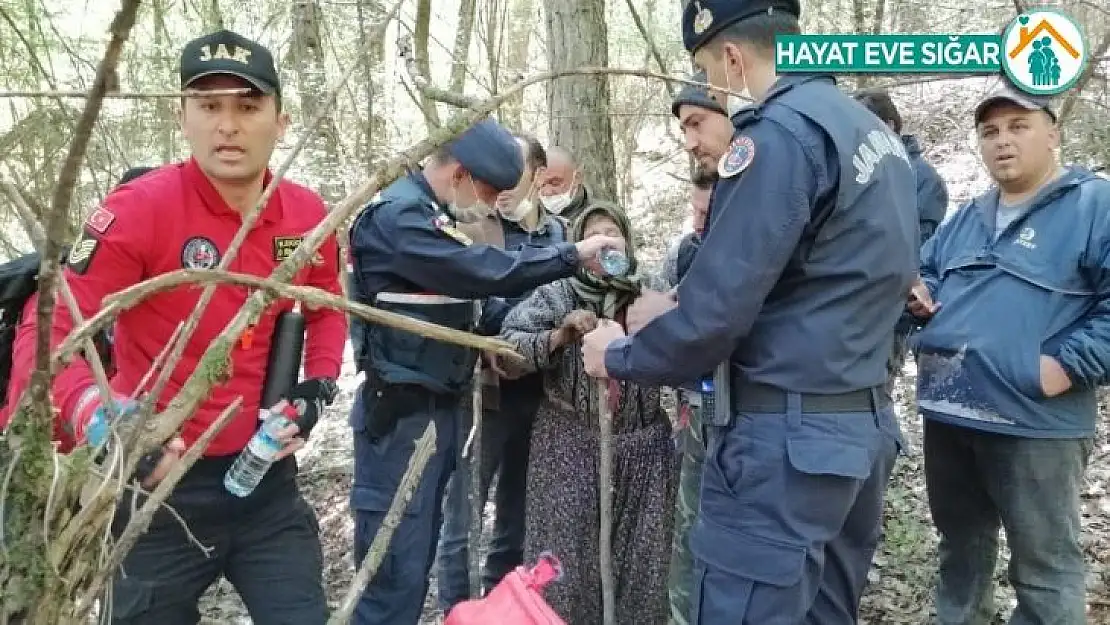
[703,361,731,427]
[362,372,428,442]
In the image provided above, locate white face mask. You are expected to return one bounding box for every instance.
[449,176,491,223]
[539,192,572,215]
[720,51,749,118]
[500,197,535,222]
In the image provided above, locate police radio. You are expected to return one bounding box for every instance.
[261,307,306,409]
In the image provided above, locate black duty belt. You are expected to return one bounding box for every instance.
[732,381,885,414]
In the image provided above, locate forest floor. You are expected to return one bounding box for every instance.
[198,357,1110,624]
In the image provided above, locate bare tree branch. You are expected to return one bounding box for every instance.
[0,88,251,99]
[77,397,243,614]
[1057,30,1110,125]
[399,34,482,109]
[621,0,675,97]
[72,268,516,357]
[330,421,436,624]
[0,181,119,425]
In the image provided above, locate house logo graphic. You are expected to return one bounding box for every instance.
[1001,9,1087,95]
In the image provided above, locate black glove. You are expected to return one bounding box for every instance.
[287,378,338,440]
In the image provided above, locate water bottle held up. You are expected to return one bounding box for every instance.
[224,402,299,498]
[597,247,630,277]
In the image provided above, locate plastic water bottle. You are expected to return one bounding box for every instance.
[597,247,630,276]
[224,408,292,497]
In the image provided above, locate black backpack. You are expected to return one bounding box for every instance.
[0,249,113,409]
[0,252,47,408]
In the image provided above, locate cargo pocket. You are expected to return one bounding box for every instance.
[689,517,807,622]
[785,433,874,534]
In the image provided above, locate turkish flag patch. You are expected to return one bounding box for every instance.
[85,207,116,234]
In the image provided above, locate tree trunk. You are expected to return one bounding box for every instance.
[852,0,871,88]
[543,0,618,202]
[291,0,346,205]
[356,0,387,173]
[414,0,441,127]
[500,0,534,130]
[450,0,478,93]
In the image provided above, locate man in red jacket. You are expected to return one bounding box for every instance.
[0,29,346,624]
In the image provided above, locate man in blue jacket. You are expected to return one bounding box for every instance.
[909,84,1109,625]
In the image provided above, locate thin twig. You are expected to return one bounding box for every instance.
[41,450,62,575]
[0,447,21,560]
[25,0,141,467]
[622,0,675,97]
[130,322,184,401]
[81,471,215,557]
[78,397,242,615]
[54,269,519,361]
[329,421,437,625]
[0,88,252,98]
[596,380,616,625]
[0,180,122,424]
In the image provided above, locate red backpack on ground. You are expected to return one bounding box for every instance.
[444,553,567,625]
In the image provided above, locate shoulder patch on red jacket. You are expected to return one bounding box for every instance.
[85,207,116,234]
[66,229,100,274]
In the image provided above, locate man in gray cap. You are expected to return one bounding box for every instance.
[909,82,1109,625]
[347,116,622,625]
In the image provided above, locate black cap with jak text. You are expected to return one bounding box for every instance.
[179,29,281,96]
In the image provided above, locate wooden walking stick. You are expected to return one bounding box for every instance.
[462,358,484,597]
[596,379,616,625]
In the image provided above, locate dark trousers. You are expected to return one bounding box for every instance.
[924,419,1092,625]
[690,390,902,624]
[349,385,461,625]
[437,385,536,612]
[105,456,326,625]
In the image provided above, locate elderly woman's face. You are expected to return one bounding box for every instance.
[582,213,626,253]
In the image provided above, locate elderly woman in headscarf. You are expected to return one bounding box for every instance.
[498,201,676,625]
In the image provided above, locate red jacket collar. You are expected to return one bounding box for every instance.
[184,157,283,225]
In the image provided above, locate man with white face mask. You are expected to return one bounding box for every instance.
[579,1,919,623]
[435,133,569,612]
[537,146,590,223]
[347,118,621,625]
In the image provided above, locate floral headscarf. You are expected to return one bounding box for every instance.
[568,201,642,320]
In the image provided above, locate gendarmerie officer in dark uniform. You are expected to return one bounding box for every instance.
[582,1,918,622]
[347,117,620,625]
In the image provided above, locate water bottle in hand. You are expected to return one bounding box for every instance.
[597,247,630,276]
[224,406,294,497]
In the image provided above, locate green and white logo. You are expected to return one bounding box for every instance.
[774,9,1088,96]
[1001,9,1088,95]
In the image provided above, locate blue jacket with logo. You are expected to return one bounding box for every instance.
[903,135,949,244]
[913,167,1110,438]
